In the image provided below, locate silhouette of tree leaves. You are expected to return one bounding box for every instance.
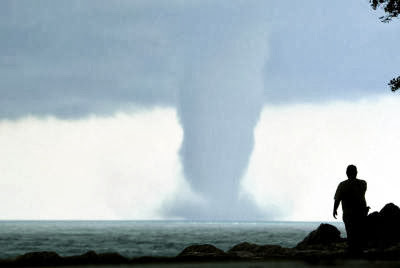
[370,0,400,22]
[370,0,400,92]
[389,77,400,92]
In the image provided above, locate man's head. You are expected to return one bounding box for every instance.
[346,165,357,180]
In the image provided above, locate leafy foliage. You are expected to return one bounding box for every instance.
[370,0,400,22]
[389,76,400,92]
[370,1,400,92]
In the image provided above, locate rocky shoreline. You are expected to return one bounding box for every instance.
[1,203,400,267]
[1,239,400,267]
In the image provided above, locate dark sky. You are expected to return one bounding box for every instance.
[1,0,398,119]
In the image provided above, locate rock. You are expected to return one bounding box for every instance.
[365,211,381,247]
[292,203,400,250]
[228,242,267,254]
[63,250,128,265]
[362,243,400,260]
[14,251,62,266]
[296,223,344,249]
[228,242,290,258]
[98,252,129,263]
[380,203,400,219]
[381,203,400,244]
[366,203,400,247]
[64,250,98,264]
[382,243,400,260]
[178,244,227,259]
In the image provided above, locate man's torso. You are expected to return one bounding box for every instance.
[335,179,367,218]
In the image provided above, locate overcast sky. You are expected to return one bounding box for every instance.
[1,0,399,220]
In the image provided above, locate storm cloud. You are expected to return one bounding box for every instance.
[1,1,400,220]
[3,1,398,119]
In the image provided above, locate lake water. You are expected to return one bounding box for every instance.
[0,221,345,259]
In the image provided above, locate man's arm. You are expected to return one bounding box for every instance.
[333,199,340,219]
[362,180,369,214]
[333,183,342,219]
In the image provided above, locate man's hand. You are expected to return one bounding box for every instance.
[333,199,340,219]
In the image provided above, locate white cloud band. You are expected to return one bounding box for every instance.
[0,108,186,220]
[242,95,400,221]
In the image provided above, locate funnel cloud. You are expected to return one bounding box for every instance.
[167,10,270,220]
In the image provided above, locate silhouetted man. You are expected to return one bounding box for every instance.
[333,165,368,252]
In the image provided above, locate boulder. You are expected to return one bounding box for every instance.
[64,250,98,264]
[63,250,128,265]
[228,242,290,258]
[366,203,400,247]
[380,203,400,219]
[14,251,62,266]
[97,252,129,264]
[293,203,400,250]
[178,244,227,259]
[296,223,344,249]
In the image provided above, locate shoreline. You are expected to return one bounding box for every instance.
[2,211,400,267]
[1,242,400,267]
[2,254,400,268]
[42,260,400,268]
